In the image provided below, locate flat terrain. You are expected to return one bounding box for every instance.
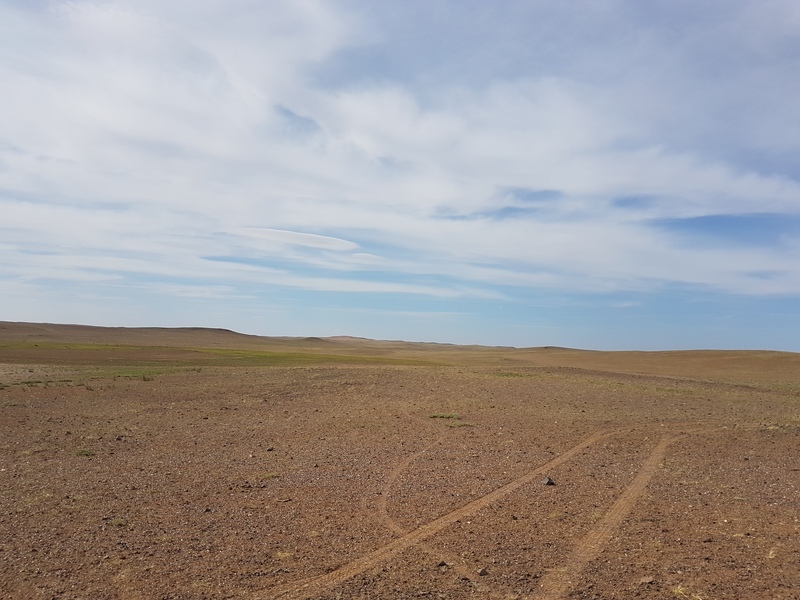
[1,322,798,599]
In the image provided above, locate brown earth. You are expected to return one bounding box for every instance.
[1,322,798,599]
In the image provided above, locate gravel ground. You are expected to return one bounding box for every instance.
[1,336,798,599]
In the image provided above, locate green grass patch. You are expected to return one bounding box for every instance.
[107,367,167,380]
[109,518,128,527]
[75,449,95,457]
[430,412,461,419]
[190,347,435,367]
[0,342,439,368]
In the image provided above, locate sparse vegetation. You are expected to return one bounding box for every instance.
[110,367,171,379]
[1,322,798,599]
[0,341,439,371]
[429,413,473,426]
[109,518,128,527]
[671,584,704,599]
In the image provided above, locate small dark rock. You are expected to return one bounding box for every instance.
[542,476,555,486]
[477,567,488,576]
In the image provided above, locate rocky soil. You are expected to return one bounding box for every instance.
[1,325,798,599]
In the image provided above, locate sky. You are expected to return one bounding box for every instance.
[1,0,800,351]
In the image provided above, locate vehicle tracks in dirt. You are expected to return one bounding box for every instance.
[531,434,682,600]
[262,429,613,599]
[376,431,476,582]
[375,410,446,537]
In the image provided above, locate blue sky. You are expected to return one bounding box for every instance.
[1,0,799,350]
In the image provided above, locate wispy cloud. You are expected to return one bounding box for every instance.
[1,0,799,348]
[231,227,359,252]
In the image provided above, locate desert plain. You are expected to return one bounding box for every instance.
[1,321,798,600]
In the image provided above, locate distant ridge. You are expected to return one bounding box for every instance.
[0,321,283,350]
[0,322,515,351]
[1,321,799,384]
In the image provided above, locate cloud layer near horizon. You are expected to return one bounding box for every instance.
[2,0,799,347]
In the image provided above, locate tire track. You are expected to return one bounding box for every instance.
[261,429,613,600]
[377,431,477,582]
[376,415,446,536]
[533,434,681,600]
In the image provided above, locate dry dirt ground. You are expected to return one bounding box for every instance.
[1,322,798,599]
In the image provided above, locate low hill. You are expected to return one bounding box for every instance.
[1,321,799,384]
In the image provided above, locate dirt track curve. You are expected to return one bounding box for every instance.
[263,429,617,599]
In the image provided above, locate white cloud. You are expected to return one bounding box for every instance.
[232,227,359,252]
[1,0,799,345]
